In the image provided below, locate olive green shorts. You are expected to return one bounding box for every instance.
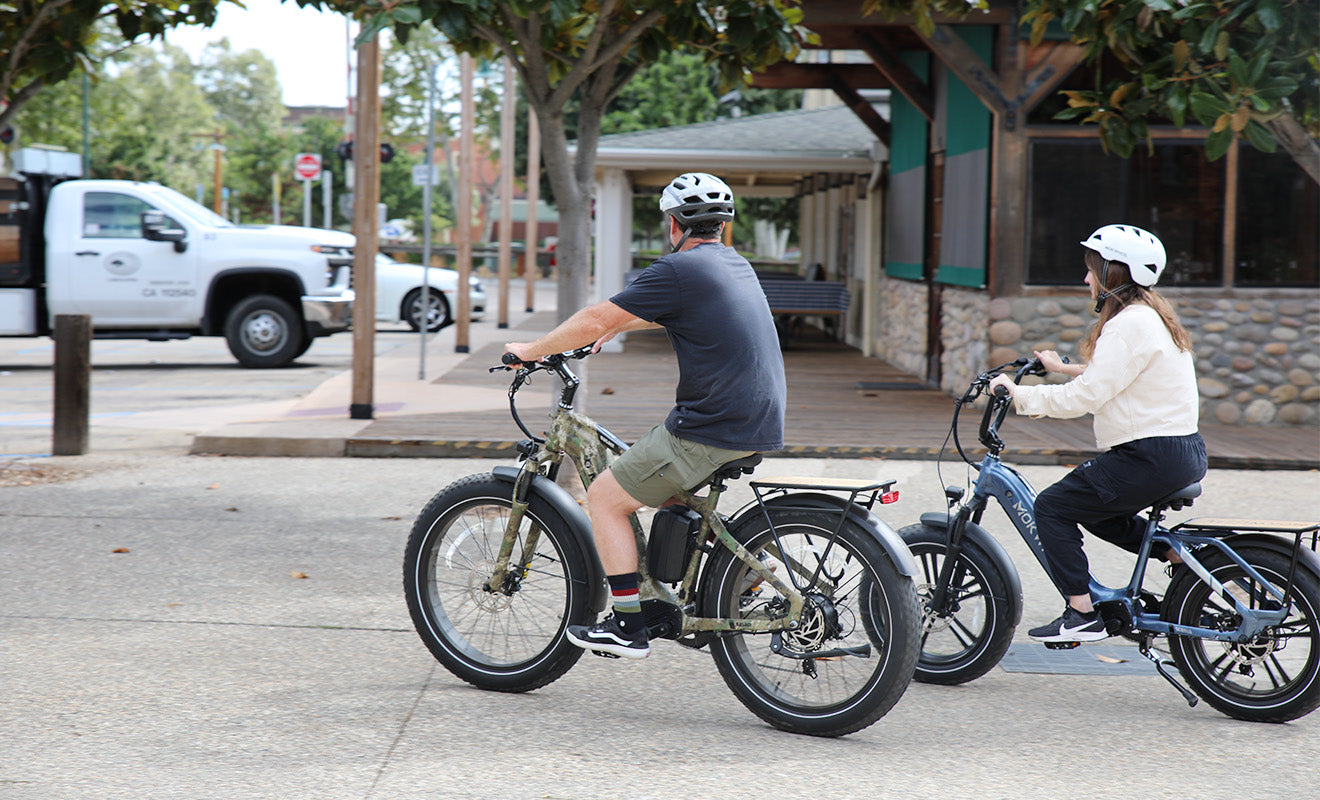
[610,424,756,507]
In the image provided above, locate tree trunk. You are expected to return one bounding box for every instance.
[1265,113,1320,186]
[533,105,599,325]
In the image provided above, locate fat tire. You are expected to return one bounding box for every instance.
[700,509,921,736]
[899,523,1020,685]
[403,287,451,332]
[224,294,306,368]
[403,473,591,692]
[1165,547,1320,722]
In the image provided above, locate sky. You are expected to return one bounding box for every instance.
[162,0,356,108]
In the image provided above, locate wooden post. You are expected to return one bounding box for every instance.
[52,314,91,456]
[350,34,380,419]
[455,53,474,353]
[523,110,540,313]
[496,59,515,330]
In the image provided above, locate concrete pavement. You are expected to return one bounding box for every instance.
[2,453,1317,799]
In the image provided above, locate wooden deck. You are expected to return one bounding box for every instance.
[355,314,1319,470]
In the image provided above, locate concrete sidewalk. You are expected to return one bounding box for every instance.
[188,295,1320,471]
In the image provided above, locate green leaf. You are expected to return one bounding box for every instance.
[1255,0,1284,31]
[1228,52,1249,87]
[1204,127,1233,161]
[1166,84,1189,126]
[1242,119,1277,153]
[1189,92,1232,125]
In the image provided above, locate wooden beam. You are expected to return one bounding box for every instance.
[751,62,892,90]
[856,30,934,123]
[916,24,1011,116]
[1019,42,1086,113]
[826,72,891,146]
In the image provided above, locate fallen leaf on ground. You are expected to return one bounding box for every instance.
[111,547,130,554]
[290,571,309,579]
[1097,654,1127,664]
[206,483,220,490]
[601,387,615,395]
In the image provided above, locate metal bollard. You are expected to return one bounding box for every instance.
[52,314,91,456]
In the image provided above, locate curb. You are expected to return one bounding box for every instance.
[188,433,1320,469]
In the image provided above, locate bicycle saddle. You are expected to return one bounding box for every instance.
[701,454,763,487]
[1153,483,1201,511]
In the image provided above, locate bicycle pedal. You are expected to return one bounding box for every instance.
[1043,641,1081,650]
[590,649,621,659]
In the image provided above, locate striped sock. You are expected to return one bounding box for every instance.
[607,573,645,635]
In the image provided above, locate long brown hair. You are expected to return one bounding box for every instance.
[1080,248,1193,360]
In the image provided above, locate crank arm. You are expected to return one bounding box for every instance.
[769,633,871,660]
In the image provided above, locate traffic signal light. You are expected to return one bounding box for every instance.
[334,140,394,163]
[0,126,14,144]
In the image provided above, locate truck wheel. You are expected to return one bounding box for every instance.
[224,294,306,368]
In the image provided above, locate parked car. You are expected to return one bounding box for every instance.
[374,253,486,331]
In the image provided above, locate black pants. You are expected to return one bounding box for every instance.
[1035,434,1207,597]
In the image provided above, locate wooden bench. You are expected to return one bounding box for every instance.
[758,278,850,348]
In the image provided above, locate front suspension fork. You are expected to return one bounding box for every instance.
[928,505,973,614]
[483,462,542,594]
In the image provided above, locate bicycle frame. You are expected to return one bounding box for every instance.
[483,354,809,635]
[952,454,1289,645]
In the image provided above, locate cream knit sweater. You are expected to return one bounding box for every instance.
[1012,303,1199,451]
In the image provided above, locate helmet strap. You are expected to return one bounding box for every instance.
[1094,282,1133,313]
[670,228,693,254]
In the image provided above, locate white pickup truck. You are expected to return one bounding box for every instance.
[0,148,354,367]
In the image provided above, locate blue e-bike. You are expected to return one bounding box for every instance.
[899,357,1320,722]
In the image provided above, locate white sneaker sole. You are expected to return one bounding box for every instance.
[1030,627,1109,643]
[565,630,650,659]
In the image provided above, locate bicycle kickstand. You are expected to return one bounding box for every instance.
[1138,635,1198,707]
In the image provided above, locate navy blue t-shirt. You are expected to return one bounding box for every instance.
[610,243,786,451]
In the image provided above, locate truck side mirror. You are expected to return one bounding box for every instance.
[141,210,187,253]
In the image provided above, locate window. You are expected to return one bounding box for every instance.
[1236,147,1319,286]
[1027,140,1223,286]
[82,192,178,238]
[1028,137,1319,288]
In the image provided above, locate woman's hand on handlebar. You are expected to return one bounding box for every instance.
[1034,349,1082,377]
[988,374,1016,398]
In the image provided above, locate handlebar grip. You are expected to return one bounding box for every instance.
[501,352,522,366]
[993,385,1009,398]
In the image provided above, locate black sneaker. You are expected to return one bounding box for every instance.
[1028,606,1108,643]
[565,616,650,659]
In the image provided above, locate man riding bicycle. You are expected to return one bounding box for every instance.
[504,172,787,659]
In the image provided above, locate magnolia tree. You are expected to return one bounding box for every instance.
[0,1,228,133]
[304,0,808,322]
[1021,0,1320,184]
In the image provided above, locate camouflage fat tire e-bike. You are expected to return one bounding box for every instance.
[402,347,922,736]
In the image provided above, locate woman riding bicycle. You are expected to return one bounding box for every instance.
[989,224,1207,643]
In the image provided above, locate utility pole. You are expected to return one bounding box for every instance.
[350,34,380,420]
[191,128,227,213]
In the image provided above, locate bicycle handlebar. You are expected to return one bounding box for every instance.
[952,354,1067,465]
[490,346,596,443]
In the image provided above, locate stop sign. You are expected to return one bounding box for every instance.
[294,152,322,181]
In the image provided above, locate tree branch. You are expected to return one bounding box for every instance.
[2,0,79,103]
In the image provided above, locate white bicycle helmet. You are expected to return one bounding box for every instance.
[658,172,735,229]
[1080,224,1167,287]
